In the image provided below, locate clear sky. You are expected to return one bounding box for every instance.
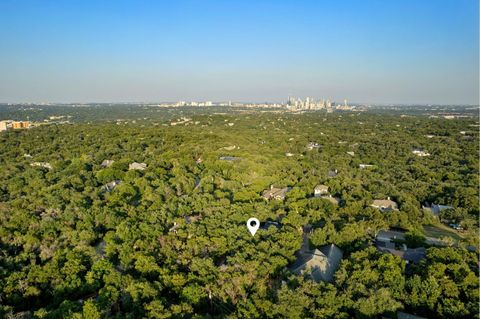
[0,0,478,104]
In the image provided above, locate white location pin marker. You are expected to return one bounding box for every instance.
[247,218,260,236]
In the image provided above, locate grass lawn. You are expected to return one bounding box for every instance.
[424,224,463,241]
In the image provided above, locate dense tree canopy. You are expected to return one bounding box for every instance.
[0,107,478,318]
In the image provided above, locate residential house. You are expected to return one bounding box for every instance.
[403,247,426,263]
[31,162,53,170]
[289,244,343,283]
[314,184,329,197]
[376,231,426,263]
[422,203,453,216]
[328,169,338,178]
[262,185,290,200]
[101,159,115,168]
[0,121,7,132]
[102,180,121,192]
[412,149,430,157]
[376,230,404,248]
[377,245,426,264]
[371,197,398,212]
[129,162,147,170]
[307,142,321,150]
[397,312,427,319]
[359,164,374,169]
[185,214,202,224]
[219,156,239,161]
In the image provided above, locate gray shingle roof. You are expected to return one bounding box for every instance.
[289,244,343,283]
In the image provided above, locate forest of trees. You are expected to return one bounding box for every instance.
[0,108,478,318]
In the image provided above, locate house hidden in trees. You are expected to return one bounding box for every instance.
[219,156,239,161]
[412,148,430,157]
[328,169,338,178]
[370,197,398,212]
[307,142,321,150]
[359,164,374,169]
[129,162,147,170]
[262,185,290,200]
[313,184,340,205]
[375,230,426,264]
[377,244,426,264]
[396,311,427,319]
[314,185,329,197]
[102,180,121,192]
[289,244,343,283]
[101,159,114,168]
[30,162,53,170]
[422,203,453,216]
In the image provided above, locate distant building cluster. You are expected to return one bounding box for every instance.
[286,97,354,111]
[152,97,358,112]
[175,101,214,107]
[0,120,31,132]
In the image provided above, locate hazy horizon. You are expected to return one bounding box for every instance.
[1,0,478,104]
[1,100,479,107]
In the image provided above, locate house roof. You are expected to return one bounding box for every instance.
[262,187,289,200]
[376,230,406,242]
[403,247,426,263]
[372,199,398,210]
[129,162,147,170]
[102,180,121,192]
[314,184,329,192]
[328,170,338,177]
[377,246,426,263]
[101,159,114,167]
[289,244,343,283]
[423,204,453,215]
[397,311,427,319]
[185,215,202,224]
[219,156,239,161]
[307,142,321,149]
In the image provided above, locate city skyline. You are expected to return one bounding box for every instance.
[0,0,478,105]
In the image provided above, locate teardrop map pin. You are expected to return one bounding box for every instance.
[247,217,260,236]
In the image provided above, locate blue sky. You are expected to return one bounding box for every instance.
[0,0,478,104]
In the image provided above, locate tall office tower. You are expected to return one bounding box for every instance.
[287,96,294,108]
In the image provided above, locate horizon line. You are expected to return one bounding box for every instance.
[0,101,479,107]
